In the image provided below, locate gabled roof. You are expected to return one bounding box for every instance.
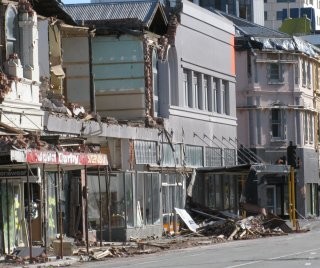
[63,0,167,31]
[210,9,289,38]
[32,0,76,25]
[210,9,320,57]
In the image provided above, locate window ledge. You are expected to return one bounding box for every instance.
[270,138,286,143]
[268,81,285,85]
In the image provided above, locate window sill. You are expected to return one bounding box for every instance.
[268,81,285,85]
[270,138,286,143]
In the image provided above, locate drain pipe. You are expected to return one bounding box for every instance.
[89,28,96,113]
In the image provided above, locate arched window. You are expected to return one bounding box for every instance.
[5,5,19,59]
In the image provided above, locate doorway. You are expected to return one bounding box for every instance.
[266,185,277,214]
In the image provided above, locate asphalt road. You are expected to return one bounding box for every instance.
[72,225,320,268]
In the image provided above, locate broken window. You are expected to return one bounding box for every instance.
[134,140,157,164]
[185,145,203,167]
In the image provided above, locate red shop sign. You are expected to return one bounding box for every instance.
[26,150,108,166]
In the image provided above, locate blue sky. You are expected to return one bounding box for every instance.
[62,0,91,4]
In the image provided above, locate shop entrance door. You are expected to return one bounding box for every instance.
[266,185,277,214]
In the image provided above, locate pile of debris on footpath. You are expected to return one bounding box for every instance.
[186,206,294,240]
[1,207,308,266]
[70,206,305,262]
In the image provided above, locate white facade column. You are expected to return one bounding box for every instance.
[19,10,39,81]
[199,73,205,110]
[216,78,222,114]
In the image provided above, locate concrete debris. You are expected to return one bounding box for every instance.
[42,97,72,116]
[5,247,47,265]
[101,116,118,125]
[0,72,12,102]
[0,134,46,150]
[74,246,129,260]
[186,206,293,240]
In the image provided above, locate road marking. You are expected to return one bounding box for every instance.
[225,247,320,268]
[305,263,311,266]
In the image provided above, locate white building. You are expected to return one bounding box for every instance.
[0,1,44,133]
[264,0,320,32]
[226,13,320,217]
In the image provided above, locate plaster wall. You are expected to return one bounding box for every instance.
[161,1,237,147]
[62,36,90,108]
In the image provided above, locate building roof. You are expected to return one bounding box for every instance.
[211,9,289,38]
[63,0,167,30]
[32,0,76,25]
[211,9,320,57]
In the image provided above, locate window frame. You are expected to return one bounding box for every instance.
[5,5,19,59]
[268,63,284,83]
[271,108,285,140]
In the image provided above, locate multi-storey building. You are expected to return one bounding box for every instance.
[224,12,320,217]
[264,0,320,32]
[58,0,237,240]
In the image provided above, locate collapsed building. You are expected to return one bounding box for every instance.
[0,0,108,255]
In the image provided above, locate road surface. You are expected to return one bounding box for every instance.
[72,226,320,268]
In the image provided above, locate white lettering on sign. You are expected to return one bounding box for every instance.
[58,152,80,165]
[26,150,108,166]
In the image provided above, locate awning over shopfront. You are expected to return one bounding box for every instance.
[197,164,251,175]
[197,163,290,175]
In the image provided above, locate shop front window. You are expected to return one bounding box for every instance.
[87,172,135,229]
[137,173,160,226]
[1,182,23,253]
[162,174,185,232]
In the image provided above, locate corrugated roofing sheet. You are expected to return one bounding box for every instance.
[220,12,290,38]
[63,1,159,26]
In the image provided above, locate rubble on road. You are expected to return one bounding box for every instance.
[0,206,309,266]
[185,206,293,240]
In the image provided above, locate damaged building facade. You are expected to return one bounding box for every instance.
[229,13,320,218]
[0,0,315,255]
[0,0,109,255]
[41,0,239,241]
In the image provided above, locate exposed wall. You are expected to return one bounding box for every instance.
[62,36,90,108]
[92,35,146,120]
[38,19,50,78]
